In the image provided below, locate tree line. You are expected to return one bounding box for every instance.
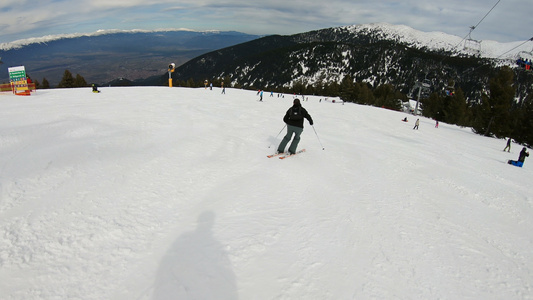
[30,69,88,89]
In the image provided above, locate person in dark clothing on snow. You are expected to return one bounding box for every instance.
[503,138,511,152]
[518,147,529,163]
[508,147,529,167]
[277,99,313,154]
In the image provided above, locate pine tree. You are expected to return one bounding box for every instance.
[471,94,492,136]
[41,77,50,89]
[33,79,40,89]
[374,84,400,110]
[339,75,355,103]
[443,88,468,126]
[323,82,339,97]
[474,66,515,137]
[57,70,75,88]
[513,94,533,146]
[421,92,443,120]
[74,74,88,87]
[354,82,374,105]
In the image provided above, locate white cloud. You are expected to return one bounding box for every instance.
[0,0,531,44]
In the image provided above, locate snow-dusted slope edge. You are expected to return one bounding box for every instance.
[0,28,221,51]
[343,23,531,59]
[0,87,532,299]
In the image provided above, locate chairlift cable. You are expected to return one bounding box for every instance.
[450,0,502,53]
[495,37,533,60]
[460,37,533,76]
[438,0,503,78]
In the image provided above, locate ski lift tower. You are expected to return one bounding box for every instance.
[412,79,431,115]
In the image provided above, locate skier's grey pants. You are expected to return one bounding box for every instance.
[277,125,303,153]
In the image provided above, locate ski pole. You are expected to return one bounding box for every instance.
[269,124,286,148]
[312,125,325,150]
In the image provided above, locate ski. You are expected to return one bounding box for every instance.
[267,152,284,158]
[279,149,306,159]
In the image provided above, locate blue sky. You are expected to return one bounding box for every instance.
[0,0,531,44]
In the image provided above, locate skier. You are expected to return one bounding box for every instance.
[435,120,439,128]
[508,147,529,167]
[503,138,511,152]
[413,118,420,130]
[277,99,313,155]
[92,84,99,93]
[259,90,263,101]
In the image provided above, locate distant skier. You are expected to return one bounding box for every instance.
[402,117,408,122]
[503,138,511,152]
[259,90,263,101]
[508,147,529,167]
[92,84,100,93]
[435,120,439,128]
[277,99,313,155]
[413,118,420,130]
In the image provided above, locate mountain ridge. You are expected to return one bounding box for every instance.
[0,30,261,85]
[1,23,532,92]
[170,23,532,102]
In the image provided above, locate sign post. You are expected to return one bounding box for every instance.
[8,66,30,95]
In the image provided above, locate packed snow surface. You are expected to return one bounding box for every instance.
[0,87,532,299]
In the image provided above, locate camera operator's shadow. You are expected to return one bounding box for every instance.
[153,211,238,299]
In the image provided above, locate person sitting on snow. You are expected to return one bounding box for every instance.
[509,147,529,167]
[518,147,529,164]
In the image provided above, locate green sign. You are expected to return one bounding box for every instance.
[8,66,26,82]
[8,66,29,92]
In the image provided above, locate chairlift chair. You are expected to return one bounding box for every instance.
[516,48,533,70]
[464,26,481,55]
[464,38,481,54]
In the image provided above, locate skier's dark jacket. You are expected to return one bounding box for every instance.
[518,147,529,162]
[283,101,313,128]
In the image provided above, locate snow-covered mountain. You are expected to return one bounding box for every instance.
[0,28,226,51]
[170,23,533,103]
[341,23,532,60]
[0,29,260,85]
[2,23,530,60]
[2,23,532,91]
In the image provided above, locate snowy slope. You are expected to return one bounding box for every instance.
[0,87,532,299]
